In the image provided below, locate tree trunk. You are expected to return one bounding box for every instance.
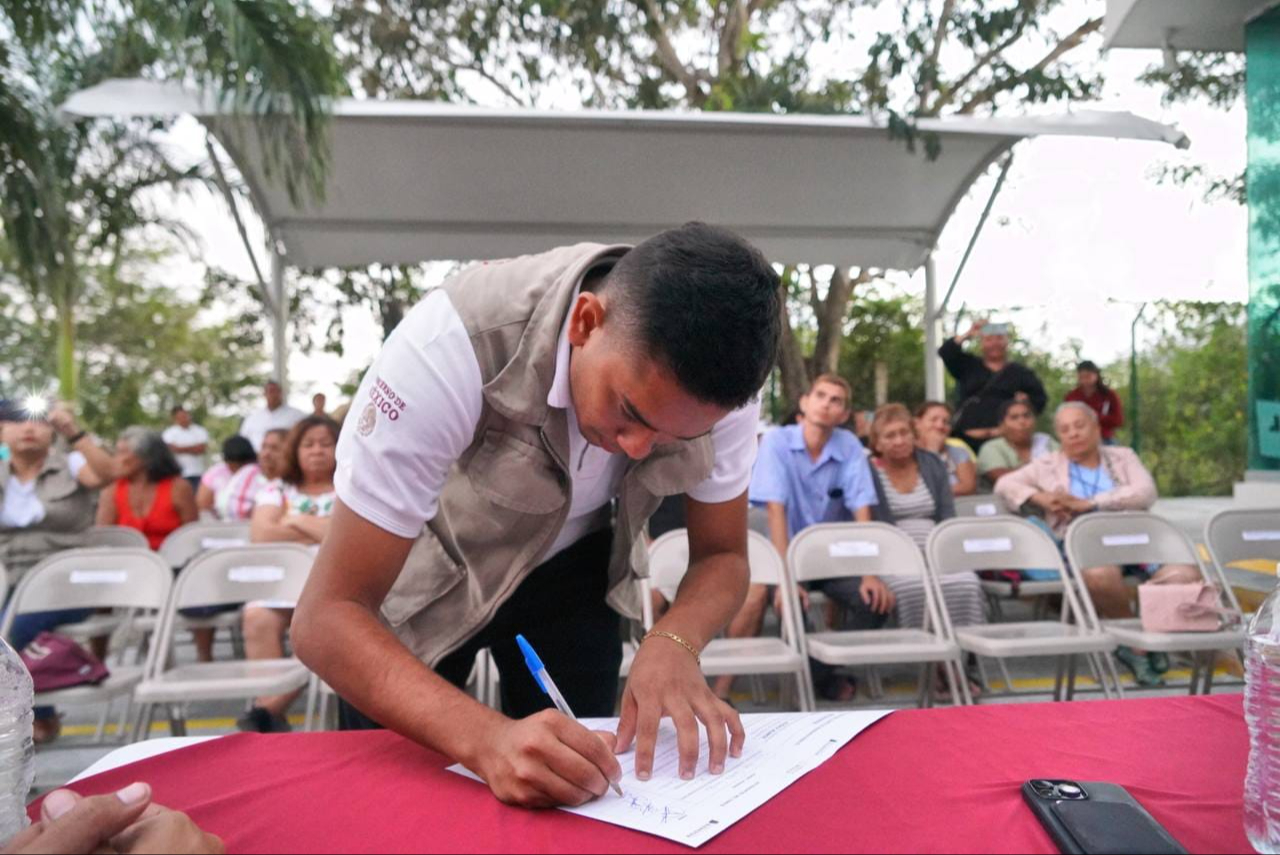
[56,298,77,401]
[809,267,864,377]
[775,270,810,414]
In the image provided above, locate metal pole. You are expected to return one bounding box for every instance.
[939,153,1015,315]
[1129,302,1147,453]
[270,251,289,392]
[924,254,944,401]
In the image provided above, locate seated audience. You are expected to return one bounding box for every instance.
[97,428,197,549]
[1065,360,1124,445]
[914,401,978,496]
[995,402,1199,686]
[197,436,268,522]
[239,415,338,733]
[868,405,987,693]
[735,374,893,702]
[0,400,118,744]
[977,399,1059,487]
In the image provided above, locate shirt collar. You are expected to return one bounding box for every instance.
[546,285,578,410]
[785,424,847,463]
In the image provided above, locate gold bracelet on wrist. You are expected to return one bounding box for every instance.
[642,630,701,665]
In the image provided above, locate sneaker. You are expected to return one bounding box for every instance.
[1148,652,1170,675]
[236,707,291,734]
[1116,646,1164,687]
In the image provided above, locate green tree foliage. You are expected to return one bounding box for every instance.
[0,244,264,441]
[1110,301,1248,497]
[0,0,343,399]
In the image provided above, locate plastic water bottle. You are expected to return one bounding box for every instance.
[0,637,33,845]
[1246,583,1280,854]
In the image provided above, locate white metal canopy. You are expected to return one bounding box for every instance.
[61,78,1190,395]
[1104,0,1277,52]
[64,78,1188,272]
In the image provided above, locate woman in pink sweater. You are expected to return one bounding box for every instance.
[996,403,1198,686]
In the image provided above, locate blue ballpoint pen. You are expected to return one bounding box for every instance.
[516,634,624,797]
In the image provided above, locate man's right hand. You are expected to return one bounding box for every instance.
[1031,491,1068,514]
[860,575,896,614]
[471,710,622,808]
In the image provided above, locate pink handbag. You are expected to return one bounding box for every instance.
[19,632,110,692]
[1138,582,1241,633]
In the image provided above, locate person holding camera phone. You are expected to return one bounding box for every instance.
[940,318,1048,453]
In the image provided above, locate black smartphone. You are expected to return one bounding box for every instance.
[1022,780,1187,855]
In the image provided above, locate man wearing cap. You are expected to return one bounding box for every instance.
[293,224,781,809]
[940,318,1048,452]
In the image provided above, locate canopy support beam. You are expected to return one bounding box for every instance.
[270,251,288,391]
[924,254,944,402]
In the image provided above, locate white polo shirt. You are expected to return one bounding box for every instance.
[336,289,758,560]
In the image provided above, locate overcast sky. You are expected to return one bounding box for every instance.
[153,39,1247,407]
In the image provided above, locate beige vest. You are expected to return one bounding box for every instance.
[380,243,716,667]
[0,452,94,583]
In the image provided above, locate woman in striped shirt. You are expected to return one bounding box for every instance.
[867,405,989,666]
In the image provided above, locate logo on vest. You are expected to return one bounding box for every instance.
[357,404,377,437]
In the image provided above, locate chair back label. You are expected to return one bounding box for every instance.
[1243,530,1280,542]
[70,570,128,585]
[1102,533,1150,547]
[228,565,286,583]
[974,503,999,517]
[963,537,1012,554]
[828,541,880,558]
[201,537,248,549]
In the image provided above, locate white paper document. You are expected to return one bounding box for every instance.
[448,710,890,847]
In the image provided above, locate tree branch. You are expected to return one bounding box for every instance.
[917,0,957,112]
[957,16,1103,115]
[718,0,749,79]
[926,7,1033,115]
[637,0,706,104]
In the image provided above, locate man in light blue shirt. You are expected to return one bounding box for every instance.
[713,374,894,703]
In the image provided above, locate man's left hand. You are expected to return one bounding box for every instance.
[615,636,744,783]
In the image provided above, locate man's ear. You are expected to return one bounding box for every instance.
[568,292,606,348]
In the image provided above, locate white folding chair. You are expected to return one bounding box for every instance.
[158,522,254,646]
[83,527,150,549]
[926,517,1120,701]
[953,495,1011,519]
[1064,512,1247,695]
[132,544,315,739]
[157,522,252,569]
[645,529,812,711]
[788,522,967,708]
[1205,507,1280,606]
[0,548,172,744]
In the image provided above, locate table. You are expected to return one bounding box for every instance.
[39,695,1251,854]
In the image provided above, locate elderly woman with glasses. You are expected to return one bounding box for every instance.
[995,402,1199,686]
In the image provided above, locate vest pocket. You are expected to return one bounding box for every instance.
[380,532,467,627]
[466,430,567,515]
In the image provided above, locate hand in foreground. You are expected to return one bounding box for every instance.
[4,783,223,855]
[471,710,622,809]
[616,635,744,783]
[860,575,896,615]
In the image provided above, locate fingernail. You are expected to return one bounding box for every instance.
[116,783,150,806]
[44,790,76,820]
[711,763,724,775]
[681,769,693,780]
[637,770,650,781]
[732,747,743,758]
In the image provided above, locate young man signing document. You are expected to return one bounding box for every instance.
[293,223,782,809]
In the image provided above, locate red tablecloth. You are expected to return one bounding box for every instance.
[42,695,1251,854]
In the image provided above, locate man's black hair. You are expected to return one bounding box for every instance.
[222,435,258,465]
[171,405,186,416]
[603,222,781,410]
